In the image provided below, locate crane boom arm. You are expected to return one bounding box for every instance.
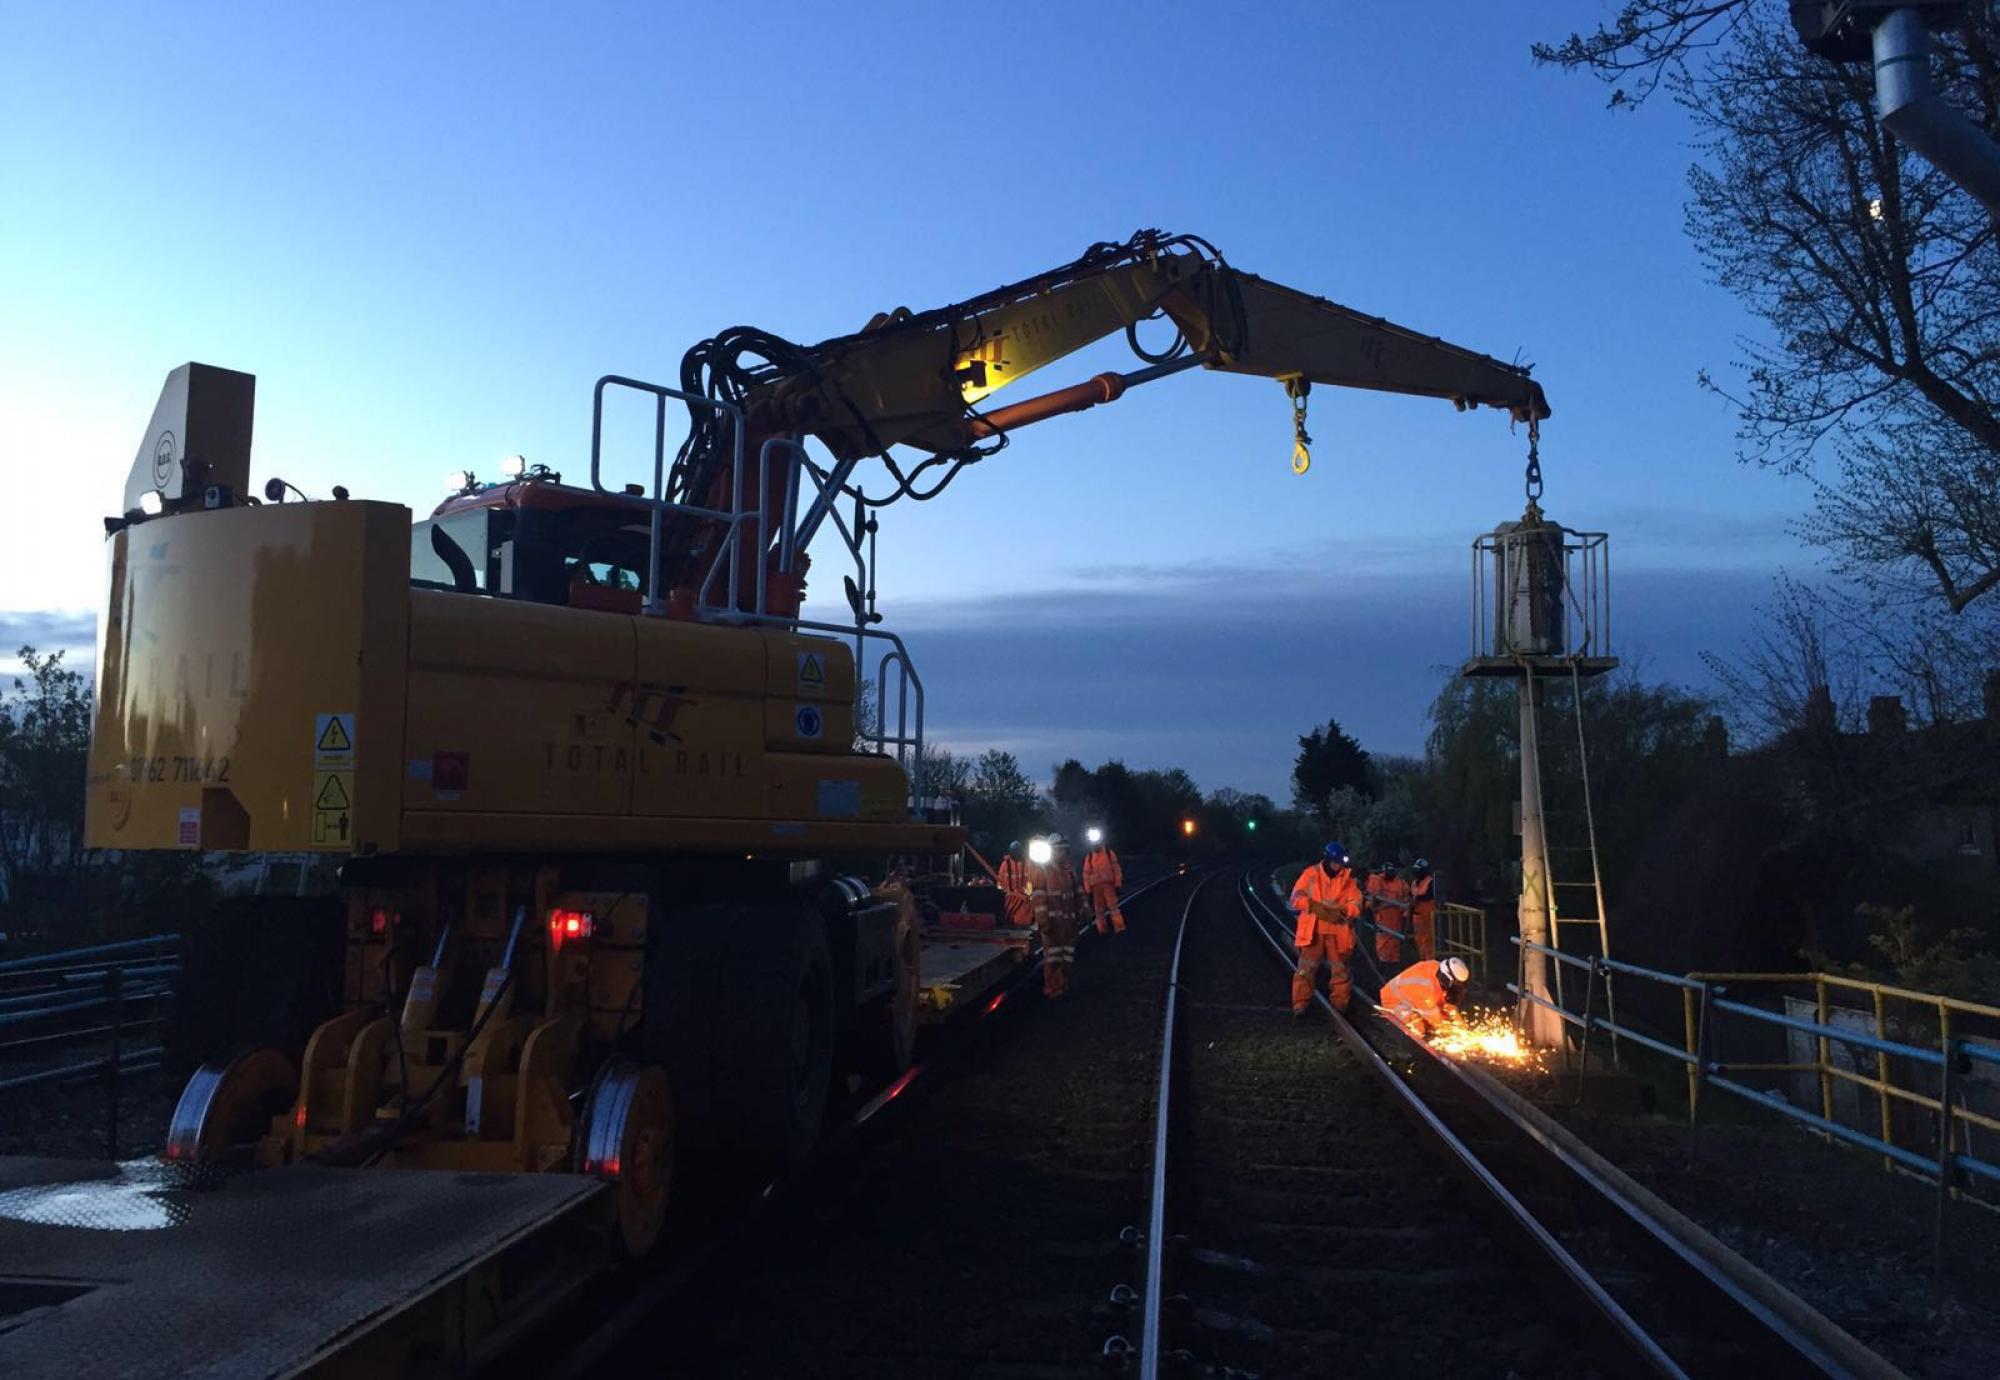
[732,233,1547,467]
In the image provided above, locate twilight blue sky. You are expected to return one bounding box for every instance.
[0,3,1813,799]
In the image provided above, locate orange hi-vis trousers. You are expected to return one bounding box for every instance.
[1411,900,1435,960]
[1371,880,1413,964]
[1090,883,1125,934]
[1292,923,1354,1012]
[1040,913,1077,996]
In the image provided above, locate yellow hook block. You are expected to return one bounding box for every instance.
[1280,373,1312,476]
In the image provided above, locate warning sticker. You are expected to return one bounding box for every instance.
[177,806,200,848]
[311,713,357,849]
[314,713,356,768]
[796,651,827,691]
[795,704,823,740]
[315,773,350,811]
[312,772,353,846]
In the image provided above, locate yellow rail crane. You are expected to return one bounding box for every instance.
[87,230,1549,1257]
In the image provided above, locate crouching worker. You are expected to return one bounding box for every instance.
[1289,842,1362,1014]
[1378,957,1471,1039]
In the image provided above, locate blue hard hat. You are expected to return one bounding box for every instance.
[1322,842,1348,864]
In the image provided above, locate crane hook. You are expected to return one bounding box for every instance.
[1282,375,1312,476]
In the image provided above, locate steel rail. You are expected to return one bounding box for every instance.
[1136,870,1217,1380]
[546,868,1196,1379]
[1238,870,1899,1380]
[1233,871,1688,1378]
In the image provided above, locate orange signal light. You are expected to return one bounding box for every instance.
[1181,818,1196,837]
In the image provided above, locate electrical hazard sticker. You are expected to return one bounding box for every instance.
[795,704,823,740]
[315,714,355,777]
[796,651,827,691]
[310,714,357,849]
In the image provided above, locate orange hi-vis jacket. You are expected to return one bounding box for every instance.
[1289,864,1362,947]
[1044,859,1079,914]
[1380,959,1458,1033]
[1082,847,1123,890]
[1374,875,1413,932]
[995,857,1035,927]
[1410,873,1434,911]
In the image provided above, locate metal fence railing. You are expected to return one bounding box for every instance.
[0,935,176,1157]
[1435,902,1489,981]
[1507,935,2000,1277]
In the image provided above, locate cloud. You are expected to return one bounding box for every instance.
[894,564,1777,800]
[0,611,96,677]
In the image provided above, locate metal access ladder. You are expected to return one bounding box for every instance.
[1523,658,1620,1060]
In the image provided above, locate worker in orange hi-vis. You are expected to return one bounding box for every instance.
[1370,863,1413,965]
[1029,835,1080,998]
[1081,827,1126,935]
[995,840,1036,931]
[1289,842,1363,1015]
[1378,957,1470,1040]
[1050,833,1085,993]
[1409,858,1437,961]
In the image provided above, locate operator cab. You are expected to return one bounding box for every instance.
[411,468,654,614]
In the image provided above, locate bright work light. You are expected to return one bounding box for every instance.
[500,454,527,478]
[445,469,474,493]
[1086,826,1103,845]
[1027,837,1053,865]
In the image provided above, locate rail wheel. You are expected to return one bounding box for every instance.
[579,1059,674,1257]
[163,1047,298,1165]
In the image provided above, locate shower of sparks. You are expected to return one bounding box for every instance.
[1426,1011,1545,1070]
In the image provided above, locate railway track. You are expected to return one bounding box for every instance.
[544,869,1196,1378]
[1122,868,1904,1380]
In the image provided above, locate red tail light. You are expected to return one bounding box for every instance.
[548,908,595,948]
[367,907,395,936]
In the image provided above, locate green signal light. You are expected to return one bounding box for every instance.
[1246,820,1258,831]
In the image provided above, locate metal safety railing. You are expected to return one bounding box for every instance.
[589,376,926,799]
[0,936,175,1158]
[1508,936,2000,1278]
[1436,902,1489,981]
[1470,523,1611,664]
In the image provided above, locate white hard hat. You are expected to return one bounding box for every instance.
[1440,957,1471,985]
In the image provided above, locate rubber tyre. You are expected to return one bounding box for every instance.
[714,909,835,1178]
[858,892,919,1082]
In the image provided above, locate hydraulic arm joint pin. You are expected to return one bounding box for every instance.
[1282,375,1312,475]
